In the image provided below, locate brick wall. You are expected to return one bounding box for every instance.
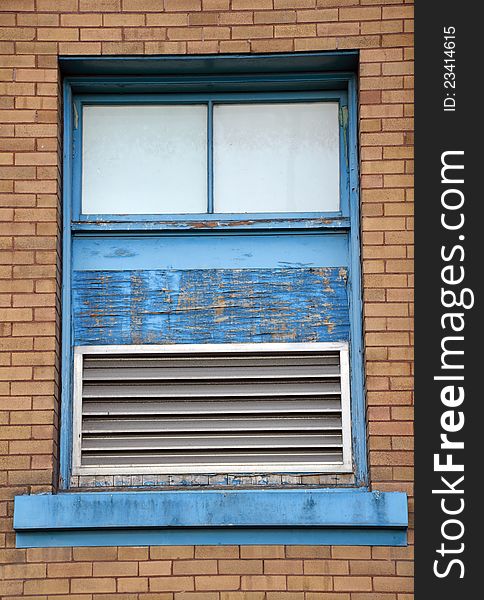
[0,0,414,598]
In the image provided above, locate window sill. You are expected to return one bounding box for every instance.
[14,489,407,548]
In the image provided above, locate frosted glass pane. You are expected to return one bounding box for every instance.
[213,102,340,214]
[82,105,207,214]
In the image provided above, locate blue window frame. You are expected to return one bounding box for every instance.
[60,54,367,488]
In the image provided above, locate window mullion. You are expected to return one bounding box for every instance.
[207,100,214,214]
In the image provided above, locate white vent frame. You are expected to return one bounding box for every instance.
[72,342,353,476]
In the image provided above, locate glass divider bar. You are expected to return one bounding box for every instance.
[207,100,214,214]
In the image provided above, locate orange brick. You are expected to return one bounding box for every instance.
[332,547,371,560]
[241,576,287,591]
[333,577,372,592]
[150,576,195,592]
[265,594,305,600]
[218,560,263,575]
[93,560,138,576]
[195,546,239,559]
[189,12,219,25]
[232,25,274,39]
[61,13,103,26]
[287,576,333,591]
[298,9,339,22]
[241,546,285,559]
[221,593,265,600]
[26,547,72,562]
[203,0,229,8]
[122,0,162,12]
[233,0,272,8]
[172,560,217,575]
[118,546,149,560]
[0,581,25,597]
[139,560,176,576]
[3,562,46,579]
[304,560,349,575]
[81,28,123,41]
[383,6,414,19]
[196,575,241,590]
[254,11,296,24]
[73,547,117,561]
[382,33,414,47]
[305,595,349,600]
[37,28,80,41]
[264,560,303,574]
[117,577,149,593]
[47,562,92,578]
[58,41,102,54]
[151,546,195,560]
[0,0,35,10]
[362,20,404,34]
[81,0,120,10]
[251,39,294,52]
[275,0,314,6]
[23,579,70,595]
[165,0,202,10]
[71,578,117,593]
[373,576,414,592]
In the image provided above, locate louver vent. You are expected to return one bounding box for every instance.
[72,343,352,475]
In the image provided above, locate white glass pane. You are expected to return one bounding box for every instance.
[82,105,207,215]
[213,102,340,214]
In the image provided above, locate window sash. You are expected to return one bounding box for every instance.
[72,90,350,223]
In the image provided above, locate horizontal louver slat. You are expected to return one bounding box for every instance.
[81,450,344,467]
[82,415,342,434]
[83,364,341,381]
[83,353,340,369]
[82,397,342,416]
[75,344,351,474]
[82,433,343,451]
[82,380,342,398]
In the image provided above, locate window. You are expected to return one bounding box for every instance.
[82,104,208,215]
[80,101,340,215]
[61,54,365,489]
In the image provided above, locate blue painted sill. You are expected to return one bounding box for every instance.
[14,489,408,548]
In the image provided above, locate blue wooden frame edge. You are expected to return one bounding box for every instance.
[59,51,359,78]
[59,81,73,489]
[16,528,407,549]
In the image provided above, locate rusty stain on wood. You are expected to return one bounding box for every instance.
[74,216,349,232]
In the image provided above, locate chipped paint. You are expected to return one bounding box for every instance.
[72,216,351,233]
[73,267,350,346]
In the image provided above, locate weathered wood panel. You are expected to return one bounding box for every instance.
[73,268,349,346]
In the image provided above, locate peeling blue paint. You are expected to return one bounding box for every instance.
[73,267,350,346]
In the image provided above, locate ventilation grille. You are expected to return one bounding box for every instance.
[73,343,352,475]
